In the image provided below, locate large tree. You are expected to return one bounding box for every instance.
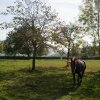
[95,0,100,55]
[79,0,100,55]
[0,0,57,70]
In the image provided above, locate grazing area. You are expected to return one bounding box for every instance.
[0,59,100,100]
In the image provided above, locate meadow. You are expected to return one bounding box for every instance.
[0,59,100,100]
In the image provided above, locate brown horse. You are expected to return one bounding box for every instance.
[70,57,86,86]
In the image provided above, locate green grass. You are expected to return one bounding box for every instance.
[0,59,100,100]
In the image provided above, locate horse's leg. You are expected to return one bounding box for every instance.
[77,73,80,86]
[80,71,84,84]
[80,64,86,84]
[79,72,83,86]
[73,73,76,85]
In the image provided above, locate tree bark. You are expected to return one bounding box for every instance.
[66,41,71,67]
[72,43,75,56]
[92,26,96,56]
[97,10,100,55]
[32,42,37,71]
[93,37,96,56]
[67,41,71,59]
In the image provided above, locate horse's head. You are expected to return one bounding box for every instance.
[70,57,78,68]
[71,57,75,67]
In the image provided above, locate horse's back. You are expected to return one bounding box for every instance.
[75,60,86,73]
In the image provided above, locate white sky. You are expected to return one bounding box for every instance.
[0,0,83,40]
[47,0,82,23]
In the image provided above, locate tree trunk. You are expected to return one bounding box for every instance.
[32,44,36,71]
[67,41,71,59]
[92,26,96,56]
[97,10,100,55]
[72,43,75,56]
[66,41,71,67]
[98,34,100,56]
[93,38,96,56]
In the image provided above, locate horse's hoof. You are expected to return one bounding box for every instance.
[75,84,78,88]
[78,84,81,86]
[72,84,77,88]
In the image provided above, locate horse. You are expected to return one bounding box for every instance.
[70,57,86,86]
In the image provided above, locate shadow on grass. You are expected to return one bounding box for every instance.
[0,66,78,100]
[0,67,100,100]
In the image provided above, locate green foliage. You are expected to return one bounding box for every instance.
[81,44,99,57]
[51,22,83,58]
[36,43,48,56]
[0,60,100,100]
[4,26,33,56]
[79,1,95,26]
[79,0,100,55]
[4,31,48,57]
[0,0,58,69]
[0,41,4,53]
[4,30,25,55]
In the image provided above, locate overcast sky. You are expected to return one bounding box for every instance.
[0,0,83,40]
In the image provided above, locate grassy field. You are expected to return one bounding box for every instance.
[0,59,100,100]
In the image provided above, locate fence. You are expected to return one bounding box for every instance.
[0,56,100,60]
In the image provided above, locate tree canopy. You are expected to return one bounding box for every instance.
[0,0,58,70]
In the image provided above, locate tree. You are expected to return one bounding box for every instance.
[51,22,82,58]
[0,0,57,70]
[94,0,100,55]
[79,0,100,55]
